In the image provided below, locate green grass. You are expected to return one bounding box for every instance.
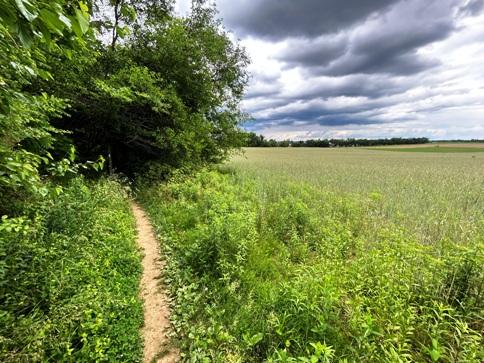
[231,148,484,246]
[138,148,484,362]
[369,146,484,153]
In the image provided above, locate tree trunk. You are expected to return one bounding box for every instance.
[108,144,113,174]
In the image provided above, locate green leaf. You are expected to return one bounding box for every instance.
[14,20,34,48]
[14,0,37,22]
[24,66,35,76]
[64,49,72,60]
[121,5,129,17]
[68,146,76,162]
[129,7,136,21]
[243,332,263,347]
[74,8,89,34]
[39,9,65,36]
[429,349,440,361]
[79,1,89,17]
[38,22,52,48]
[68,14,83,38]
[38,69,54,80]
[120,4,136,21]
[115,24,125,39]
[58,13,72,28]
[0,5,16,28]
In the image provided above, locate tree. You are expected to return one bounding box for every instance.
[37,0,251,178]
[245,132,267,147]
[0,0,92,200]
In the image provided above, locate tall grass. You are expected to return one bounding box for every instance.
[231,148,484,247]
[138,149,484,362]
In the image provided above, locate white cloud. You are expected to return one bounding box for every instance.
[217,0,484,140]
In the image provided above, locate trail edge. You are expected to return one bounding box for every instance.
[132,202,179,363]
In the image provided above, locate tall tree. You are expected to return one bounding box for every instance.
[39,0,251,177]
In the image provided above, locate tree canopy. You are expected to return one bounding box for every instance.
[0,0,251,204]
[243,133,430,148]
[33,0,251,177]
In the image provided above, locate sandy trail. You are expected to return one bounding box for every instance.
[132,203,179,363]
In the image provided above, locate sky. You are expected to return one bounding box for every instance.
[176,0,484,141]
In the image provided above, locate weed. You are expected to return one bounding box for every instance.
[0,177,143,362]
[137,149,484,361]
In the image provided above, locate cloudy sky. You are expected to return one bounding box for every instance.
[177,0,484,140]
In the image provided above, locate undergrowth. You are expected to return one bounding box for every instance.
[0,177,143,362]
[138,168,484,362]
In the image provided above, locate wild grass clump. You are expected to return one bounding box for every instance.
[0,177,143,362]
[138,165,483,362]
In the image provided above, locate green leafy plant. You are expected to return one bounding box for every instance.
[0,177,143,362]
[138,157,484,362]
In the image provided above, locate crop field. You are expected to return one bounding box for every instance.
[230,148,484,246]
[368,143,484,153]
[140,147,484,362]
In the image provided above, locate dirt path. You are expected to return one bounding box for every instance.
[132,203,179,363]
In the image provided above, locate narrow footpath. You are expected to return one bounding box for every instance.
[132,203,179,363]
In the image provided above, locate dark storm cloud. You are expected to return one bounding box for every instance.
[283,74,410,101]
[250,96,395,127]
[292,115,378,127]
[218,0,401,40]
[320,51,440,77]
[276,35,349,68]
[250,110,382,128]
[214,0,484,139]
[275,1,455,76]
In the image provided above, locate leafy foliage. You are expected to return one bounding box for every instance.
[138,166,484,362]
[0,0,92,199]
[0,176,143,362]
[35,0,251,178]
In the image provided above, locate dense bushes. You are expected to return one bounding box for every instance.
[0,177,143,362]
[138,169,484,362]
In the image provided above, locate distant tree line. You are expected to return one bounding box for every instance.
[433,139,484,143]
[244,132,430,147]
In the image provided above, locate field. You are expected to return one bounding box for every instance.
[368,143,484,153]
[231,148,484,245]
[139,147,484,362]
[368,143,484,149]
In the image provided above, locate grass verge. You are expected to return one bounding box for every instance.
[0,177,143,362]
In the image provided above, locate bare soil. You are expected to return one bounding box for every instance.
[132,203,179,363]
